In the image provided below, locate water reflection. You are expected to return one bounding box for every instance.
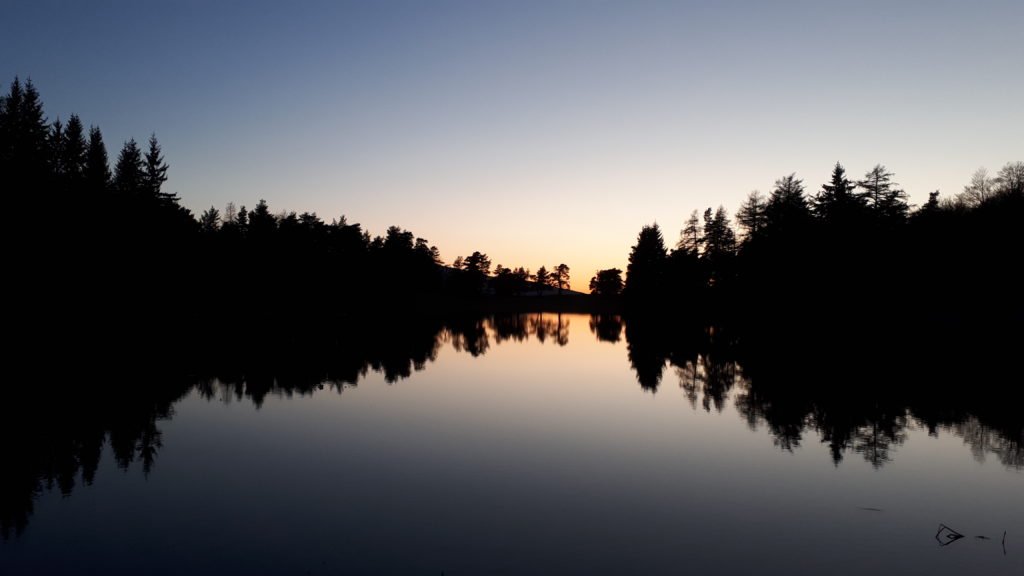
[622,317,1022,471]
[1,380,191,538]
[2,313,1021,542]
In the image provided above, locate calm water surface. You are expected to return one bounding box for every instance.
[2,314,1021,575]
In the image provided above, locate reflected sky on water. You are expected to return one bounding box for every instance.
[2,313,1021,575]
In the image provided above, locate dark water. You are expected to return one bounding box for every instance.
[2,313,1021,575]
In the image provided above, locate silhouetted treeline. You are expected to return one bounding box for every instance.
[1,77,587,369]
[623,161,1024,330]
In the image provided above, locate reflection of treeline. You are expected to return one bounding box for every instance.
[195,312,572,407]
[0,312,575,539]
[621,162,1024,327]
[622,316,1023,470]
[3,312,1020,540]
[0,379,192,539]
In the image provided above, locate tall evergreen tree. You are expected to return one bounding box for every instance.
[199,206,221,233]
[248,199,276,238]
[701,206,737,289]
[858,164,908,222]
[764,173,811,235]
[813,162,864,222]
[114,138,144,195]
[678,210,702,255]
[84,125,111,195]
[143,134,172,205]
[47,117,65,178]
[735,190,767,242]
[62,115,87,190]
[0,77,49,198]
[703,206,737,260]
[625,223,667,299]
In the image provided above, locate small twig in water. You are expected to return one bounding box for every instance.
[936,523,965,547]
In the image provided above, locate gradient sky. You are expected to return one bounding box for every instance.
[3,0,1021,279]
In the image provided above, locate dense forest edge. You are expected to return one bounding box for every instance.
[3,76,1021,367]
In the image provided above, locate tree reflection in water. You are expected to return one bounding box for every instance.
[1,313,1020,540]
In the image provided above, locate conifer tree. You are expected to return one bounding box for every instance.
[858,164,908,222]
[764,173,811,235]
[0,77,49,197]
[625,223,667,298]
[84,126,111,195]
[199,206,220,233]
[47,118,65,178]
[814,162,864,222]
[534,266,550,294]
[143,134,172,205]
[62,115,87,189]
[678,210,702,255]
[114,138,144,195]
[736,190,767,242]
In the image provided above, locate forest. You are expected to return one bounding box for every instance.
[3,76,1021,364]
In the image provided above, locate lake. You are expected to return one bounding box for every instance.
[1,313,1021,575]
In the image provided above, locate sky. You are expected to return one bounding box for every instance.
[3,0,1022,280]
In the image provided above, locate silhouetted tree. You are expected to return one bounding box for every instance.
[61,115,87,192]
[534,265,551,294]
[84,125,111,195]
[462,251,491,276]
[764,173,811,235]
[248,199,276,238]
[0,77,49,195]
[624,223,667,301]
[702,206,736,289]
[199,206,220,233]
[735,190,767,242]
[702,206,736,261]
[456,251,492,295]
[554,263,570,294]
[113,138,144,195]
[46,117,64,179]
[143,134,171,204]
[813,162,864,223]
[958,167,994,207]
[993,161,1024,197]
[589,268,624,296]
[859,164,908,223]
[678,210,702,254]
[492,265,530,296]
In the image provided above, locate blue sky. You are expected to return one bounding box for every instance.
[3,0,1022,278]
